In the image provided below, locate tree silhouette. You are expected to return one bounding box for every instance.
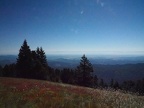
[76,54,93,87]
[36,47,48,68]
[31,47,49,80]
[3,64,16,77]
[61,68,75,84]
[16,40,32,78]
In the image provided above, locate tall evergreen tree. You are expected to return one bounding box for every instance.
[16,40,32,78]
[76,54,93,87]
[31,47,49,80]
[36,47,48,67]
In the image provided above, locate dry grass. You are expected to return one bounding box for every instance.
[0,77,144,108]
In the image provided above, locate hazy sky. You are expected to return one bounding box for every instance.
[0,0,144,55]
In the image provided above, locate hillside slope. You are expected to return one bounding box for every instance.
[0,77,144,108]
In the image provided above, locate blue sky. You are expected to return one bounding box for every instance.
[0,0,144,55]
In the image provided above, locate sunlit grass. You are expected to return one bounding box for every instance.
[0,77,144,108]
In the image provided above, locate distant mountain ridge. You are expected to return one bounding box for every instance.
[0,55,144,83]
[93,63,144,83]
[0,55,144,67]
[0,55,17,66]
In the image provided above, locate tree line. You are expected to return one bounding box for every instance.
[0,40,144,95]
[0,40,95,86]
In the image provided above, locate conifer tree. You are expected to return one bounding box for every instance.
[32,47,48,80]
[16,40,32,78]
[76,54,93,87]
[36,47,48,67]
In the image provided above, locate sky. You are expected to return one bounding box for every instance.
[0,0,144,55]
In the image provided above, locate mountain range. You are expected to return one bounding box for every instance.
[0,54,144,83]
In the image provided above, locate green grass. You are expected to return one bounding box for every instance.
[0,77,144,108]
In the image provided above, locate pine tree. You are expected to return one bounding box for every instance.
[16,40,32,78]
[36,47,48,67]
[76,54,93,87]
[32,47,48,80]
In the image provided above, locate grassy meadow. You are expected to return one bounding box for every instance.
[0,77,144,108]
